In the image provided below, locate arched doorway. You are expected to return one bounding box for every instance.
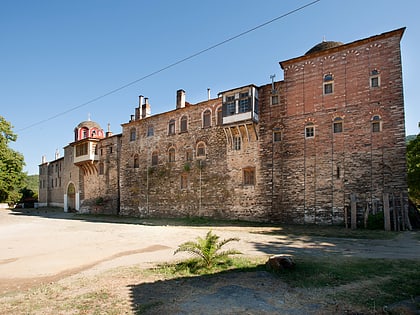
[67,183,76,211]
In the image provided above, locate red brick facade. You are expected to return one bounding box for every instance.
[39,28,407,224]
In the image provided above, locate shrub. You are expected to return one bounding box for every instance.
[174,230,241,268]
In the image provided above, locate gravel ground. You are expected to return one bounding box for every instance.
[1,208,419,314]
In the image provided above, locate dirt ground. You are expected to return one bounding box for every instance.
[1,208,419,314]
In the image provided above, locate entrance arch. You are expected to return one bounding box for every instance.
[66,182,76,211]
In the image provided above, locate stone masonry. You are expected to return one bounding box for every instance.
[38,28,407,225]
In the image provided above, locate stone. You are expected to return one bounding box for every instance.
[265,255,296,271]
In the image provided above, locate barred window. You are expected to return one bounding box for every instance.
[203,109,211,128]
[180,116,188,133]
[243,167,255,186]
[333,117,343,134]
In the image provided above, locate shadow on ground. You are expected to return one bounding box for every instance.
[128,268,330,315]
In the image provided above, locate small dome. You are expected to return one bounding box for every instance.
[77,120,102,130]
[305,41,344,55]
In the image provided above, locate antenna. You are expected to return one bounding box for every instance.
[270,74,276,94]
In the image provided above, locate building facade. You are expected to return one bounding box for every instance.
[39,28,407,224]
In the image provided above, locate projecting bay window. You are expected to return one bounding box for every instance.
[221,85,259,124]
[76,143,88,157]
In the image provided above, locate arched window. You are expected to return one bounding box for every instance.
[370,69,380,88]
[196,142,206,157]
[99,162,104,175]
[185,149,193,161]
[323,73,334,95]
[82,128,88,139]
[216,106,223,126]
[305,122,315,138]
[168,147,175,162]
[372,115,381,132]
[233,135,241,150]
[151,151,159,166]
[203,109,211,128]
[333,117,343,134]
[243,167,256,186]
[133,154,139,168]
[130,128,136,141]
[180,115,188,133]
[147,125,154,137]
[168,119,176,135]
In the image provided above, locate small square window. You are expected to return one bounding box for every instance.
[372,122,381,132]
[243,167,255,186]
[324,82,333,95]
[370,76,380,88]
[305,125,315,138]
[271,95,279,105]
[273,131,282,142]
[233,136,241,150]
[181,173,189,190]
[168,119,176,135]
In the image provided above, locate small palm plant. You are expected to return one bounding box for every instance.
[174,230,241,268]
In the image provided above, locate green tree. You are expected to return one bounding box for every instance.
[407,131,420,205]
[174,230,241,268]
[0,116,26,203]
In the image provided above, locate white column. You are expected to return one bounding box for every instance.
[76,192,80,211]
[64,194,68,212]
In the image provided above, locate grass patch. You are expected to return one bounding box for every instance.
[255,224,398,239]
[154,256,266,277]
[276,256,420,308]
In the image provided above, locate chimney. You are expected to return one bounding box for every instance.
[207,88,211,100]
[176,89,186,109]
[142,97,151,118]
[135,95,144,120]
[55,149,60,160]
[41,155,47,164]
[106,123,113,137]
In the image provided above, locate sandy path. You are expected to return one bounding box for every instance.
[1,209,419,293]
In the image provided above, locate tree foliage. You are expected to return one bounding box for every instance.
[174,230,241,267]
[0,116,26,203]
[407,132,420,205]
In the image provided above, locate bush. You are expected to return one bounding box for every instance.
[367,212,384,229]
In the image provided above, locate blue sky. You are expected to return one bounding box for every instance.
[1,0,419,175]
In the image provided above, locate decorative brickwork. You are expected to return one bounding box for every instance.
[38,28,407,225]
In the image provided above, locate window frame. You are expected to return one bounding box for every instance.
[333,117,343,134]
[180,115,188,133]
[202,109,212,128]
[323,73,334,95]
[168,147,176,163]
[180,173,189,190]
[371,115,382,133]
[168,119,176,135]
[273,130,282,142]
[370,69,380,88]
[130,128,136,141]
[147,125,154,137]
[151,151,159,166]
[243,167,256,186]
[305,123,315,139]
[233,135,241,150]
[196,142,206,157]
